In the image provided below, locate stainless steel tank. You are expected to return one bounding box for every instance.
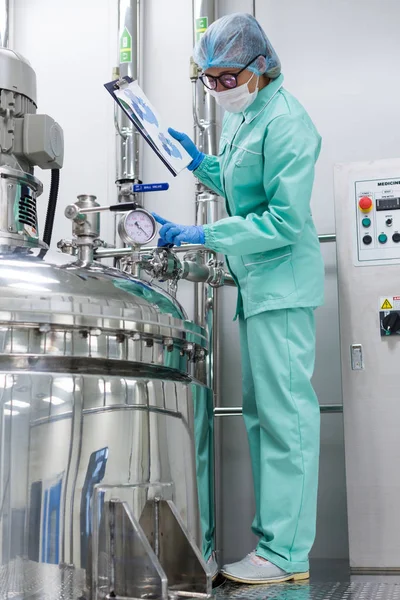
[0,50,212,600]
[0,245,212,599]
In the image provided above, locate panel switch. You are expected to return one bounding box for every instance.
[382,312,400,335]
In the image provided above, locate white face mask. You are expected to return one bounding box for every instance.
[208,72,259,113]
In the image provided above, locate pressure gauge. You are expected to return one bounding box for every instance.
[118,209,157,246]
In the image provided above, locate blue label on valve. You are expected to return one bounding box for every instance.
[133,183,169,192]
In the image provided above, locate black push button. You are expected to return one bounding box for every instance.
[363,235,372,245]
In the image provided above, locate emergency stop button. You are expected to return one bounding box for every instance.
[359,196,373,212]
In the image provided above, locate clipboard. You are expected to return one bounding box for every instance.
[104,77,192,177]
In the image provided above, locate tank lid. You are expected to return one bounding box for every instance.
[0,248,208,377]
[0,48,37,105]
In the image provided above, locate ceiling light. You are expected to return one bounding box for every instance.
[42,396,65,406]
[0,375,14,389]
[98,381,111,393]
[5,400,29,408]
[8,283,51,292]
[53,378,78,393]
[0,268,58,284]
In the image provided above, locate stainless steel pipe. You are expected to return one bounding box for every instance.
[214,405,343,417]
[319,234,337,243]
[182,260,217,282]
[192,0,221,560]
[192,0,219,362]
[94,243,211,259]
[181,261,234,287]
[116,0,141,184]
[94,246,236,286]
[192,0,217,157]
[94,233,336,260]
[222,272,235,286]
[0,0,9,47]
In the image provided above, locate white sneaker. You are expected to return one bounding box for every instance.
[221,551,309,585]
[207,551,219,580]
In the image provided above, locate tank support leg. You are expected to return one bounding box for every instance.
[92,498,211,600]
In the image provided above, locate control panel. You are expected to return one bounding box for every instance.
[334,159,400,571]
[355,176,400,265]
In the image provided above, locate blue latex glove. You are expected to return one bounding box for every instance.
[157,237,173,248]
[153,213,205,247]
[168,128,205,171]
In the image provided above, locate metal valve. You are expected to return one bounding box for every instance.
[65,200,138,221]
[57,238,78,255]
[207,258,226,287]
[143,247,183,281]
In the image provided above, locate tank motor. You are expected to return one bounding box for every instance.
[0,48,64,247]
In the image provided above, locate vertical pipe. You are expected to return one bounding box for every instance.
[192,0,218,379]
[116,0,140,185]
[192,0,223,563]
[0,0,9,47]
[154,498,160,559]
[115,0,142,247]
[192,0,217,157]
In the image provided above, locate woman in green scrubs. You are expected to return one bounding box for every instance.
[155,12,324,585]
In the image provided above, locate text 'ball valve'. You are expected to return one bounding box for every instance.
[382,312,400,336]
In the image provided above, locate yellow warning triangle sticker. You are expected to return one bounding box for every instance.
[381,299,393,310]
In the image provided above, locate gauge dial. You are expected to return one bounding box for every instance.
[118,209,157,246]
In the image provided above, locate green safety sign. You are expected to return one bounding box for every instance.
[195,16,208,42]
[120,26,132,63]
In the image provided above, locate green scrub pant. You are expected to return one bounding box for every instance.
[239,308,320,574]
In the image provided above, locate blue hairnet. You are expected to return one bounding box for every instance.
[193,13,281,79]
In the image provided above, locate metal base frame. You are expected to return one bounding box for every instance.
[92,496,211,600]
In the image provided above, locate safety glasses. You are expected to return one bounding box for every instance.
[199,55,264,90]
